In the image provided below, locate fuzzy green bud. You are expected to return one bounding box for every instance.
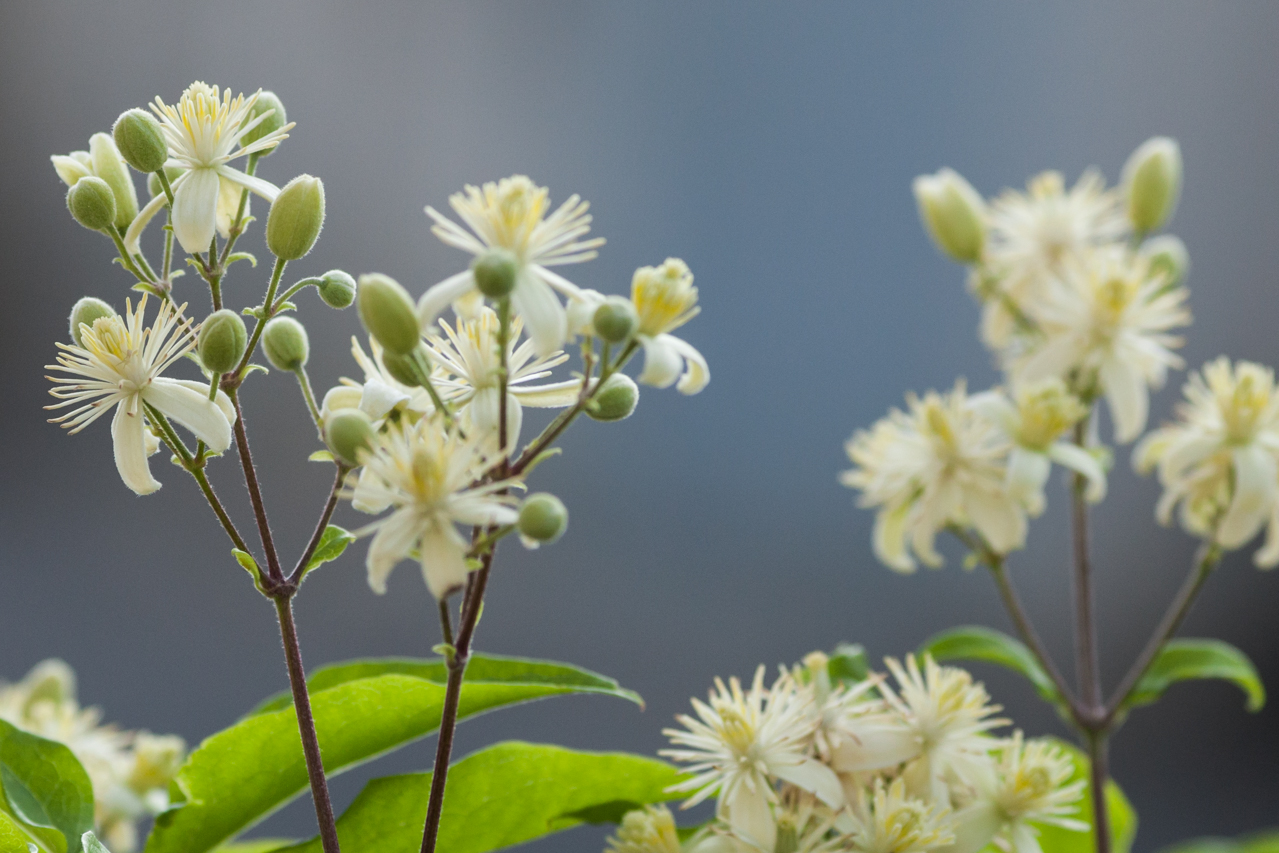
[148,166,184,198]
[1141,235,1189,287]
[380,347,428,388]
[266,175,325,260]
[68,297,116,347]
[325,409,375,466]
[518,493,568,544]
[316,269,357,309]
[112,109,168,173]
[1123,136,1182,235]
[913,168,986,264]
[586,373,639,422]
[262,316,310,370]
[198,309,248,375]
[592,297,638,343]
[89,132,138,228]
[66,176,117,231]
[243,91,287,156]
[471,248,519,299]
[357,273,421,355]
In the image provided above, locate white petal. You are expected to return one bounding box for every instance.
[1254,502,1279,569]
[169,379,237,427]
[360,378,410,421]
[216,165,281,202]
[450,496,520,528]
[418,271,476,330]
[464,386,523,451]
[418,523,471,599]
[768,756,844,808]
[1217,445,1278,549]
[143,377,233,452]
[722,780,774,853]
[511,379,582,408]
[664,334,710,395]
[1048,442,1108,503]
[352,467,392,515]
[565,288,605,337]
[1010,822,1045,853]
[947,802,1005,853]
[637,335,682,389]
[123,188,172,254]
[52,155,91,186]
[1101,357,1148,444]
[365,510,419,594]
[215,176,247,238]
[966,489,1027,554]
[112,401,161,495]
[872,504,916,573]
[828,720,919,772]
[510,271,567,357]
[1005,447,1051,516]
[172,168,221,253]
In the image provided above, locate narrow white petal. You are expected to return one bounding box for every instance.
[829,722,919,772]
[172,168,221,253]
[966,489,1027,554]
[1217,445,1278,548]
[1100,357,1148,444]
[123,188,171,254]
[418,524,470,599]
[1005,447,1050,515]
[768,757,844,808]
[360,378,410,421]
[143,377,233,452]
[217,165,281,202]
[352,467,392,515]
[665,334,710,395]
[947,802,1006,853]
[637,335,682,389]
[872,504,916,573]
[418,271,476,329]
[169,379,237,427]
[511,379,582,408]
[365,510,419,593]
[112,401,161,495]
[1010,822,1045,853]
[1048,442,1108,502]
[723,781,774,853]
[510,271,567,357]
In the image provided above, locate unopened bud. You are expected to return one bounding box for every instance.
[148,166,184,198]
[51,153,92,187]
[1141,235,1189,288]
[68,297,116,346]
[1123,136,1181,234]
[592,297,637,343]
[89,133,138,228]
[913,168,986,263]
[66,176,116,231]
[471,248,519,299]
[243,91,287,156]
[320,385,363,420]
[262,316,309,370]
[380,347,427,387]
[586,373,639,422]
[325,409,375,466]
[317,269,357,309]
[112,109,168,173]
[198,309,248,375]
[357,273,421,355]
[518,493,568,544]
[266,174,325,260]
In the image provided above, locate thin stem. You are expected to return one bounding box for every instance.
[1086,732,1111,853]
[229,391,285,583]
[437,598,455,650]
[144,403,194,467]
[162,223,174,280]
[275,277,326,306]
[190,468,252,554]
[274,596,342,853]
[288,465,351,586]
[232,256,288,383]
[155,168,176,208]
[294,365,323,431]
[105,226,152,283]
[1070,420,1103,714]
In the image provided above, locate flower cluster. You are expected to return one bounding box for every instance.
[0,660,185,852]
[620,652,1083,853]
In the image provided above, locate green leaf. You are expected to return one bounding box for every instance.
[225,252,257,268]
[921,625,1063,706]
[274,742,682,853]
[303,526,356,574]
[144,658,643,853]
[212,842,294,853]
[1029,739,1137,853]
[1124,638,1265,713]
[306,451,334,463]
[1157,832,1279,853]
[231,550,268,596]
[0,810,45,853]
[827,643,870,685]
[0,721,94,853]
[81,833,108,853]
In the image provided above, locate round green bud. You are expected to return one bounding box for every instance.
[112,109,168,173]
[198,309,248,375]
[68,297,116,347]
[357,273,421,355]
[148,166,184,198]
[243,91,287,156]
[518,493,568,544]
[586,373,639,422]
[88,132,138,228]
[1123,136,1182,235]
[380,347,426,388]
[262,316,310,370]
[266,175,325,260]
[1142,235,1189,287]
[913,168,986,264]
[317,269,357,309]
[471,248,519,299]
[592,297,638,343]
[66,176,117,231]
[325,409,375,466]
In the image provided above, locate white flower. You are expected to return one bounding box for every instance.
[349,419,520,598]
[845,777,955,853]
[841,381,1025,572]
[125,82,293,253]
[1015,249,1190,443]
[346,336,436,421]
[46,296,236,495]
[419,175,604,356]
[1134,358,1279,566]
[662,667,843,851]
[631,259,709,395]
[424,307,579,449]
[969,379,1105,515]
[607,805,685,853]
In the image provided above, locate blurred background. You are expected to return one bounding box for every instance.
[2,2,1277,849]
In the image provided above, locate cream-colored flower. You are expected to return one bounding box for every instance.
[845,777,955,853]
[1134,358,1279,566]
[349,419,520,598]
[631,258,709,395]
[1015,249,1189,443]
[841,381,1025,572]
[662,667,843,851]
[342,336,437,421]
[607,805,685,853]
[125,82,293,253]
[419,175,604,356]
[46,296,235,495]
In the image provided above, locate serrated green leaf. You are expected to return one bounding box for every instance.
[921,625,1063,707]
[307,451,334,463]
[303,526,356,574]
[0,721,94,853]
[144,660,644,853]
[1030,739,1137,853]
[1124,638,1265,713]
[273,742,682,853]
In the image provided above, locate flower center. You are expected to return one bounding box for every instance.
[633,260,698,336]
[1015,381,1086,451]
[1222,372,1271,444]
[485,176,548,254]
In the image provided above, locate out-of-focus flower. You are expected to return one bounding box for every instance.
[845,777,955,853]
[631,259,709,395]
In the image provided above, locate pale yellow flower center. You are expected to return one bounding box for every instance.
[922,400,960,458]
[85,315,133,362]
[408,446,447,503]
[1219,371,1272,444]
[1092,274,1139,336]
[483,176,549,255]
[1015,381,1086,450]
[632,260,698,336]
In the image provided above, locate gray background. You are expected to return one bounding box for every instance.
[2,2,1277,850]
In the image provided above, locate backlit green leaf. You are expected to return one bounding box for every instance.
[0,721,94,853]
[921,625,1063,706]
[1124,639,1265,713]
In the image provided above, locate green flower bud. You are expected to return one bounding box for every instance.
[380,347,427,388]
[89,132,138,228]
[592,297,638,343]
[66,176,117,231]
[586,373,639,422]
[266,175,325,260]
[1141,235,1189,287]
[325,409,375,466]
[148,166,184,198]
[913,168,986,264]
[471,248,519,299]
[1123,136,1181,235]
[357,273,421,355]
[243,91,287,156]
[317,269,357,309]
[68,297,116,347]
[112,109,168,173]
[518,493,568,544]
[198,309,248,375]
[262,316,310,370]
